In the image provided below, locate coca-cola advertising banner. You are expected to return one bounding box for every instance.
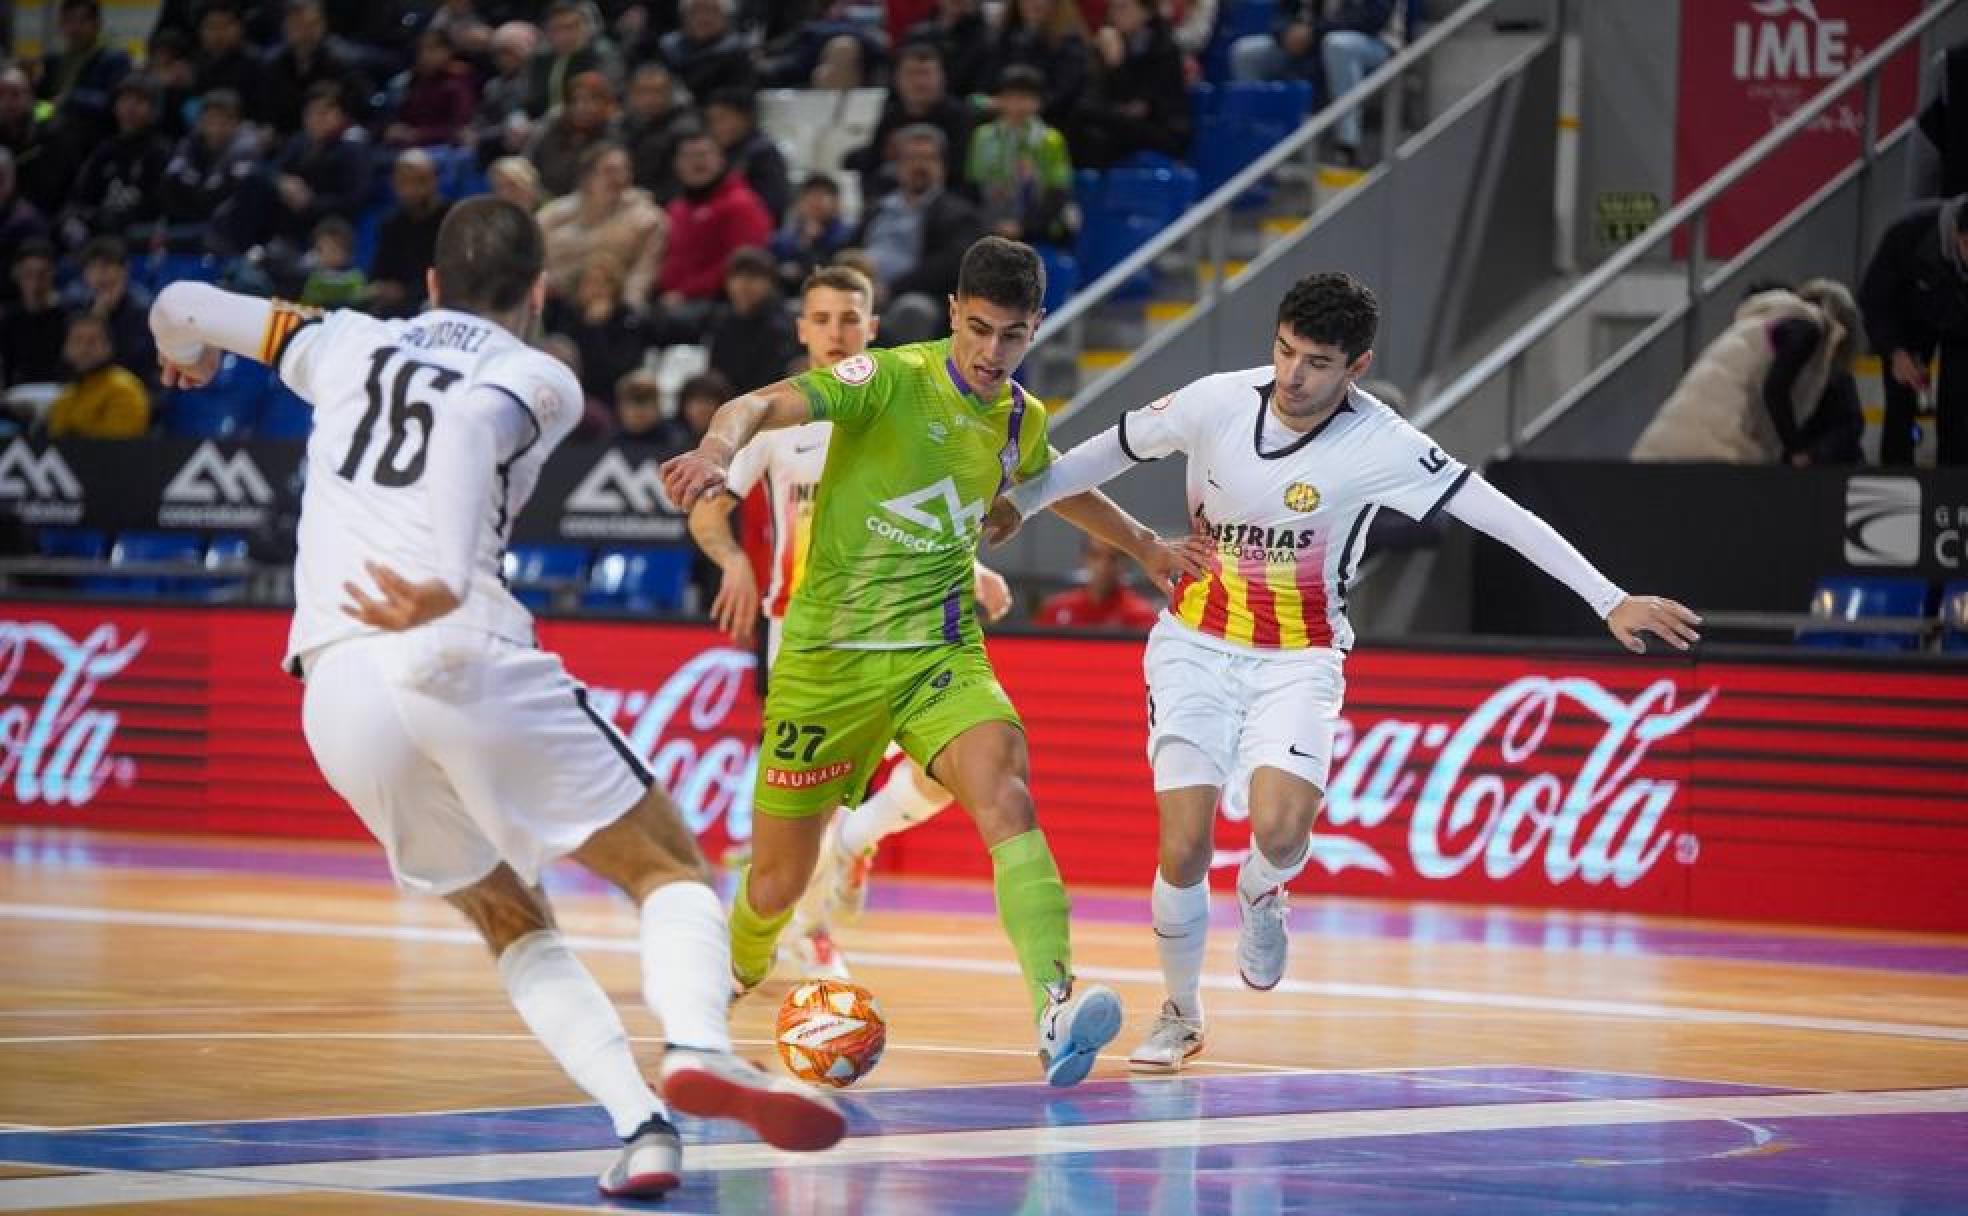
[3,603,1964,932]
[1674,0,1920,260]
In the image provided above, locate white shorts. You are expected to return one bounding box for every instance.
[300,626,652,896]
[1143,618,1346,796]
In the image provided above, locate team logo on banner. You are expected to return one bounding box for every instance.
[1844,475,1921,566]
[1283,482,1321,512]
[560,450,684,541]
[160,442,275,529]
[0,440,84,524]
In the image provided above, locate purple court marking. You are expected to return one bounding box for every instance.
[0,1069,1787,1174]
[9,828,1968,976]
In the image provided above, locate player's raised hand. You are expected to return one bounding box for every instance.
[981,496,1024,546]
[660,448,729,508]
[973,563,1014,622]
[158,347,222,390]
[711,555,760,646]
[342,561,462,631]
[1136,532,1217,598]
[1606,595,1702,654]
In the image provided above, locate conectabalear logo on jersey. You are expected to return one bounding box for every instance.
[159,441,275,529]
[869,477,985,553]
[0,620,146,807]
[1225,676,1718,889]
[561,449,686,541]
[0,439,85,525]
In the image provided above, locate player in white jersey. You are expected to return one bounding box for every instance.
[146,198,844,1198]
[685,265,1015,982]
[986,272,1701,1072]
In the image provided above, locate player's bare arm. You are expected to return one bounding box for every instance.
[973,562,1013,622]
[660,380,813,507]
[1047,492,1213,598]
[685,492,760,645]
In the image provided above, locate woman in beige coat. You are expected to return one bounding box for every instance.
[538,142,667,309]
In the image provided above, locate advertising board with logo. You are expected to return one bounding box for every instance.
[2,603,1961,932]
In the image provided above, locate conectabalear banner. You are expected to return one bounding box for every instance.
[2,603,1964,931]
[1674,0,1919,260]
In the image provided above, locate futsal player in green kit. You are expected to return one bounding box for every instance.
[661,238,1207,1085]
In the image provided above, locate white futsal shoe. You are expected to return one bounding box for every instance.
[1036,969,1123,1087]
[597,1113,682,1198]
[1126,1000,1206,1073]
[1237,884,1291,990]
[659,1046,846,1152]
[786,925,853,981]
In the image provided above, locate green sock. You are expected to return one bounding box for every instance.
[729,868,793,987]
[989,829,1073,1022]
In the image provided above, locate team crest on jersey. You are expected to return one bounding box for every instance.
[1149,393,1174,411]
[1284,482,1322,512]
[833,354,876,385]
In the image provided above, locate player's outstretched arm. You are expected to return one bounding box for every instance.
[982,425,1140,545]
[148,281,281,388]
[685,492,760,645]
[1047,491,1214,599]
[660,380,813,508]
[1442,474,1702,654]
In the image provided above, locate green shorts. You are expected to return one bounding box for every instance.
[752,642,1021,819]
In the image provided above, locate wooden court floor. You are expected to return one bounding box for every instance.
[1,828,1965,1214]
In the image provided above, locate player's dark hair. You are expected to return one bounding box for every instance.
[1277,271,1377,361]
[433,196,544,316]
[956,236,1044,316]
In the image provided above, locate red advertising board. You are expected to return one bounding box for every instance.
[2,603,1965,931]
[1675,0,1920,260]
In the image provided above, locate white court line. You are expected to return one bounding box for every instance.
[6,900,1965,1044]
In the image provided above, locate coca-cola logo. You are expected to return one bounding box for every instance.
[581,648,759,843]
[1221,676,1717,889]
[0,621,147,807]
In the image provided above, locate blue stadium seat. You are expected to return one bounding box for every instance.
[582,548,693,614]
[1798,576,1931,652]
[1035,245,1079,313]
[1941,580,1968,653]
[257,382,314,440]
[89,531,207,599]
[1192,80,1313,204]
[1202,0,1276,82]
[135,251,228,295]
[204,534,251,600]
[504,543,591,613]
[37,528,107,559]
[1076,165,1198,296]
[165,353,270,439]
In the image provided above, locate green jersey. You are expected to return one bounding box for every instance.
[784,338,1051,649]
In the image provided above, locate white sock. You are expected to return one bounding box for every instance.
[1238,835,1312,906]
[1151,870,1211,1023]
[839,761,950,856]
[497,930,662,1139]
[640,880,734,1053]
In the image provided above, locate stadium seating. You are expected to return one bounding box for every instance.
[504,543,592,614]
[36,528,107,560]
[204,535,252,600]
[90,531,208,600]
[164,353,272,439]
[1942,580,1968,653]
[1798,576,1931,652]
[1075,164,1199,295]
[1191,80,1314,203]
[582,547,694,614]
[1036,245,1079,314]
[256,382,315,440]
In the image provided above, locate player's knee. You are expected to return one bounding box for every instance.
[448,875,552,955]
[743,854,808,918]
[968,773,1036,839]
[1158,836,1212,888]
[1251,804,1320,866]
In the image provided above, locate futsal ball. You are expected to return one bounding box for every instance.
[776,979,887,1088]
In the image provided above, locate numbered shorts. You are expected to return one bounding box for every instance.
[1143,618,1347,796]
[753,642,1020,818]
[300,627,652,895]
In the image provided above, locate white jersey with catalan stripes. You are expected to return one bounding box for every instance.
[271,304,584,672]
[724,420,830,620]
[1120,369,1469,654]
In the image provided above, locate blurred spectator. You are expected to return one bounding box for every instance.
[539,142,667,306]
[63,235,157,391]
[47,313,149,439]
[656,245,797,394]
[544,259,655,404]
[1231,1,1403,166]
[1169,0,1221,59]
[369,150,452,316]
[527,69,623,197]
[299,216,368,308]
[676,368,734,444]
[427,0,495,61]
[262,0,371,137]
[621,62,698,204]
[538,332,618,440]
[145,27,199,137]
[1633,280,1863,466]
[614,367,693,447]
[966,66,1075,246]
[35,0,133,157]
[384,28,479,148]
[1035,538,1159,629]
[811,29,875,89]
[192,0,265,114]
[846,41,973,197]
[990,0,1092,130]
[213,82,370,256]
[159,88,257,243]
[905,0,994,100]
[488,154,545,210]
[857,124,982,341]
[770,173,852,292]
[657,130,773,307]
[656,0,759,102]
[1861,196,1968,466]
[0,240,66,386]
[1071,0,1192,168]
[466,21,540,165]
[0,149,51,294]
[703,88,791,224]
[527,0,624,118]
[59,73,171,249]
[761,2,888,88]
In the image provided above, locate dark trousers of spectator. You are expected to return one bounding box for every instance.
[1881,337,1968,466]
